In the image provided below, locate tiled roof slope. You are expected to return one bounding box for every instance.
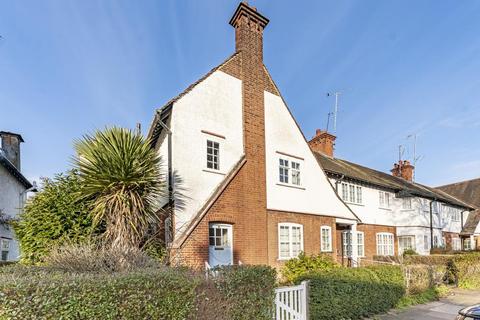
[437,178,480,234]
[314,151,473,209]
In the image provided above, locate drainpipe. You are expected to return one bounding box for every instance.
[429,200,434,250]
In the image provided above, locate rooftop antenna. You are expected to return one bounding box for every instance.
[136,123,141,135]
[325,112,333,132]
[407,133,423,181]
[398,144,405,162]
[327,92,341,133]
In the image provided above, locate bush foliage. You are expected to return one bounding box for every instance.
[13,171,101,264]
[298,265,405,320]
[281,252,338,283]
[0,264,276,320]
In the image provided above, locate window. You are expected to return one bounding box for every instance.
[376,233,394,256]
[424,235,429,251]
[279,159,289,183]
[398,236,415,254]
[343,231,352,257]
[0,239,9,261]
[432,201,441,215]
[320,226,332,252]
[464,238,473,251]
[452,238,461,251]
[402,198,412,210]
[357,232,365,257]
[433,235,439,248]
[209,225,230,248]
[291,162,301,185]
[452,209,461,222]
[206,140,220,170]
[379,191,391,208]
[340,182,362,204]
[278,223,303,259]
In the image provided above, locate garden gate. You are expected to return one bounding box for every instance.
[274,280,309,320]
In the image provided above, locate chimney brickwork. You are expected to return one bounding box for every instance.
[391,160,414,182]
[0,131,24,170]
[308,129,336,157]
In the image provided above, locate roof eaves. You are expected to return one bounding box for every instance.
[0,152,33,189]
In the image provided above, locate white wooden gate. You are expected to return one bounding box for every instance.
[274,281,308,320]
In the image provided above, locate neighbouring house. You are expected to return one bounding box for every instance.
[0,131,36,261]
[147,2,360,269]
[310,129,475,261]
[437,178,480,250]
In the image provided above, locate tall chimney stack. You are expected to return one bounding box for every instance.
[391,160,414,182]
[0,131,24,171]
[308,129,336,157]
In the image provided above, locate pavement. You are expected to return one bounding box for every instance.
[374,289,480,320]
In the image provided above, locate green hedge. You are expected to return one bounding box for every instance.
[0,265,276,320]
[298,265,405,320]
[281,252,338,284]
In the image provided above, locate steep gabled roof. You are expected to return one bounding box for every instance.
[314,151,473,209]
[147,52,240,148]
[436,178,480,208]
[461,210,480,235]
[0,150,33,189]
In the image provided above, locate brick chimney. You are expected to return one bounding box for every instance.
[0,131,24,170]
[308,129,336,157]
[391,160,414,182]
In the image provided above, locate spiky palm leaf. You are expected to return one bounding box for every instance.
[73,127,164,249]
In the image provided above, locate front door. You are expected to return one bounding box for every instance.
[208,223,233,267]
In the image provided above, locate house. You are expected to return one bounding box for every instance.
[147,3,360,269]
[437,178,480,250]
[0,131,36,261]
[310,129,474,260]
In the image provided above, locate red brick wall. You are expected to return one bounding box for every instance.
[267,210,337,268]
[357,224,397,260]
[442,231,460,251]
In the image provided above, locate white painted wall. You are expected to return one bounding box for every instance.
[0,165,26,261]
[264,91,357,221]
[156,70,244,236]
[397,226,443,255]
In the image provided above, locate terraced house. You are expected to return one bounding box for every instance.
[147,3,476,269]
[310,129,475,261]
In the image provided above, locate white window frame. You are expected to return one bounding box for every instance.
[376,233,394,256]
[464,238,472,251]
[379,191,391,208]
[398,235,416,254]
[343,231,353,257]
[357,231,365,257]
[206,139,220,171]
[278,156,303,187]
[402,198,412,210]
[278,223,304,260]
[320,226,332,252]
[340,182,362,204]
[1,239,10,261]
[424,235,429,251]
[452,238,461,251]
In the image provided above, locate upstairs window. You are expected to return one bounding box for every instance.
[320,226,332,252]
[402,198,412,210]
[278,223,303,259]
[340,183,362,204]
[379,191,391,208]
[279,159,289,183]
[206,140,220,170]
[291,162,301,185]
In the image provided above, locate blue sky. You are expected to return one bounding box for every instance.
[1,0,480,187]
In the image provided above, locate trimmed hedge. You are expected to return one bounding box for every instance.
[0,265,276,320]
[281,252,338,283]
[298,265,405,320]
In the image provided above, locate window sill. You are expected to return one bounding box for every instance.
[344,202,364,207]
[202,169,226,175]
[379,207,392,211]
[320,250,333,253]
[400,209,415,212]
[276,183,306,190]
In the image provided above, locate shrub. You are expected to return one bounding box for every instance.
[298,265,405,320]
[44,244,158,273]
[402,249,418,256]
[206,265,277,320]
[404,254,453,266]
[453,252,480,289]
[13,171,101,264]
[0,267,198,320]
[281,252,338,283]
[403,264,444,294]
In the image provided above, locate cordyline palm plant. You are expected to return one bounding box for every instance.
[73,127,165,249]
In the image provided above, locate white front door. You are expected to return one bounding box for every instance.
[208,223,233,267]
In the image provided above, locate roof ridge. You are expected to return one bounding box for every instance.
[436,177,480,189]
